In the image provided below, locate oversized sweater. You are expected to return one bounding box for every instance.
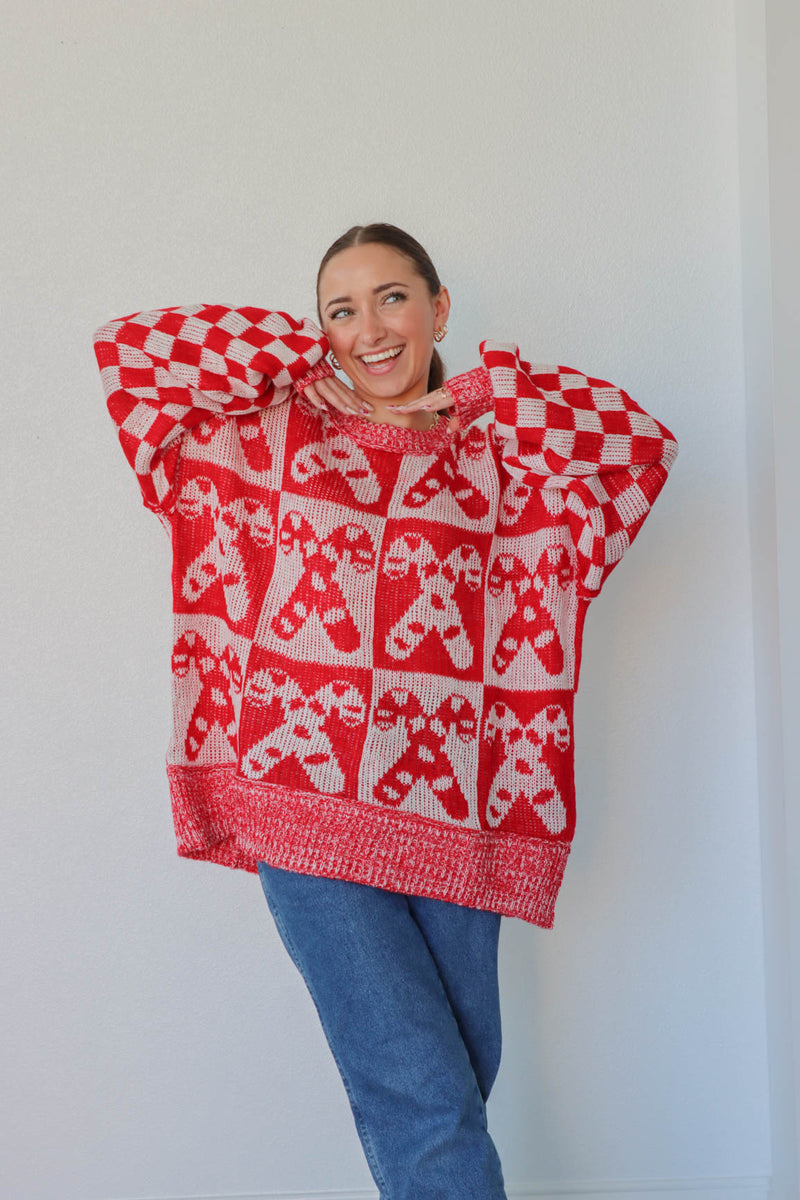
[92,304,678,928]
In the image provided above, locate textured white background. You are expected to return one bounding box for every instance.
[2,1,788,1197]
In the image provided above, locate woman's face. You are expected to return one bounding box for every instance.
[318,243,450,404]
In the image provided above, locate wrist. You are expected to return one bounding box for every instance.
[442,366,493,430]
[294,356,337,394]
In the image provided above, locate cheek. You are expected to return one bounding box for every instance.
[402,313,431,345]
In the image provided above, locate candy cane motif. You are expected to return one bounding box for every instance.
[290,429,383,505]
[240,666,367,792]
[372,687,477,819]
[488,544,572,676]
[402,428,491,519]
[498,477,537,529]
[483,701,570,832]
[269,512,376,652]
[382,534,483,669]
[171,630,243,760]
[188,412,275,475]
[236,412,274,474]
[498,477,565,531]
[176,475,274,623]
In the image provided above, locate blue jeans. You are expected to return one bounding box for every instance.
[256,861,508,1200]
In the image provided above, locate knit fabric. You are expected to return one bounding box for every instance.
[93,303,678,927]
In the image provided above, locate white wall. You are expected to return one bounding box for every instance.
[761,0,800,1193]
[734,3,799,1196]
[2,2,775,1198]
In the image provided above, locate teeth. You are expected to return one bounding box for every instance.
[362,346,403,363]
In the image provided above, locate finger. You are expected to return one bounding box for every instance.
[315,375,370,415]
[388,386,453,413]
[302,379,339,412]
[301,382,327,411]
[417,387,452,411]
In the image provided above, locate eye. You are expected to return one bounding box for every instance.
[329,291,407,321]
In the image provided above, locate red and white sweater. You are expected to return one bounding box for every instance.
[93,304,678,927]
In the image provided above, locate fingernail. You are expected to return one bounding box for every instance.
[361,403,372,413]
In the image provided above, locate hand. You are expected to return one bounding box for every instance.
[301,377,461,433]
[301,374,373,417]
[387,385,461,433]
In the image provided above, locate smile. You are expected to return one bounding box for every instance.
[359,345,404,363]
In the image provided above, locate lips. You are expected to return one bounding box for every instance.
[358,345,405,374]
[359,345,404,363]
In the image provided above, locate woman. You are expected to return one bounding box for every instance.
[93,223,678,1200]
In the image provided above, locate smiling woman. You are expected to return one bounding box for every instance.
[301,225,457,432]
[93,219,678,1200]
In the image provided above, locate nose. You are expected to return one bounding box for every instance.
[360,308,387,344]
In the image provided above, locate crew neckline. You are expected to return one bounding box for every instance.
[297,392,456,455]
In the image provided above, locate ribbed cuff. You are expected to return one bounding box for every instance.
[443,365,493,430]
[294,356,336,393]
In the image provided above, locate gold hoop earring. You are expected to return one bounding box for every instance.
[433,325,448,343]
[330,353,341,370]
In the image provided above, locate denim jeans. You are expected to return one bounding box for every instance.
[256,861,508,1200]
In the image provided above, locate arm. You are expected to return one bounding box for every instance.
[444,341,679,599]
[92,303,335,523]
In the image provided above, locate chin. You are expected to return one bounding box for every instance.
[362,380,407,400]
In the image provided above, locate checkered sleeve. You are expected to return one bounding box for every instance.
[92,303,334,524]
[480,341,679,599]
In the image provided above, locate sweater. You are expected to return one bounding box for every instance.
[92,303,678,928]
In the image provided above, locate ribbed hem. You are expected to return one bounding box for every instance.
[166,764,569,928]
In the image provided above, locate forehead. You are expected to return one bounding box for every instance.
[319,243,417,297]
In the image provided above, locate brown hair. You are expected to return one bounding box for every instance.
[315,223,446,391]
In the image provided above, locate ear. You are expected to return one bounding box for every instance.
[435,286,451,327]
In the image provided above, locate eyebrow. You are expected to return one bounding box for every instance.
[324,282,408,311]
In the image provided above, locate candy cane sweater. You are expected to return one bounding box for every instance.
[92,304,678,928]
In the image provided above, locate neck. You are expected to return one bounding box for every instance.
[352,380,436,430]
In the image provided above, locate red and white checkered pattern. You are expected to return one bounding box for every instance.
[480,340,679,597]
[93,304,332,518]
